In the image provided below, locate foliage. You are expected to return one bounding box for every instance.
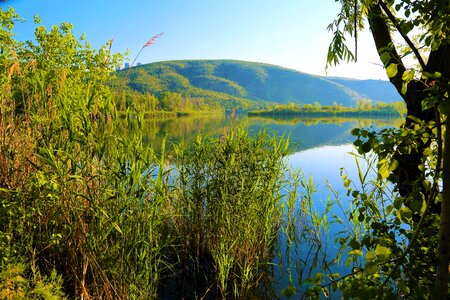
[0,8,303,299]
[165,128,294,298]
[0,261,66,300]
[113,59,401,112]
[325,0,450,298]
[248,101,405,118]
[1,7,170,299]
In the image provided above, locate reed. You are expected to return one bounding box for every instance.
[0,8,304,299]
[162,127,294,298]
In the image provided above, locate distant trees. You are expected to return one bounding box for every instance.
[356,99,372,110]
[160,92,182,111]
[249,101,404,117]
[114,89,226,113]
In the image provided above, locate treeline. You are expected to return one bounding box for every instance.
[115,60,403,108]
[112,67,268,114]
[248,100,406,118]
[114,89,224,115]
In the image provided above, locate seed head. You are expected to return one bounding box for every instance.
[143,33,164,48]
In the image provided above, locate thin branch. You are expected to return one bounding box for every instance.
[380,106,443,289]
[367,3,405,93]
[320,259,397,289]
[378,1,427,70]
[379,198,430,288]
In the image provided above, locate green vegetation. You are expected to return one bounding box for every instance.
[309,0,450,298]
[166,128,293,298]
[248,101,406,118]
[113,59,401,113]
[0,9,300,299]
[2,0,449,298]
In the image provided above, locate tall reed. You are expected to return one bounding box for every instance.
[1,8,304,299]
[163,127,293,298]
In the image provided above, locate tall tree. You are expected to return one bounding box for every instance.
[327,0,449,297]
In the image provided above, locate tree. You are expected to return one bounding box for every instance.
[160,91,183,111]
[327,0,449,297]
[356,98,372,110]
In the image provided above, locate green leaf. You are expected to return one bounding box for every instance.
[322,287,330,298]
[365,261,378,275]
[348,238,360,250]
[375,245,391,259]
[313,272,323,284]
[402,69,415,81]
[349,249,363,256]
[378,159,390,179]
[438,99,450,115]
[343,179,351,188]
[405,8,411,17]
[407,115,421,123]
[423,180,432,191]
[112,222,123,235]
[380,52,390,64]
[422,97,437,111]
[366,251,376,261]
[386,204,394,215]
[398,206,412,222]
[389,159,399,172]
[361,142,372,153]
[351,128,360,136]
[281,285,297,298]
[401,82,407,95]
[386,63,398,78]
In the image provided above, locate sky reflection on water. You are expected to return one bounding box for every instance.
[147,115,399,299]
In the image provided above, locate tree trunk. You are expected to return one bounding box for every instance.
[436,117,450,298]
[367,3,450,296]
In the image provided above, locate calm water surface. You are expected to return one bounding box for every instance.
[144,114,402,299]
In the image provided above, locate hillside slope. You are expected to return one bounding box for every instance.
[328,77,400,102]
[116,59,401,109]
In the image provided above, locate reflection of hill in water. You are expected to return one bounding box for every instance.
[248,121,356,151]
[123,115,403,153]
[247,116,403,152]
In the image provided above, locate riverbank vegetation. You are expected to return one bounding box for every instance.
[0,8,306,299]
[248,100,406,118]
[317,0,450,298]
[2,0,449,297]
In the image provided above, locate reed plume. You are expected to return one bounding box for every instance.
[129,33,164,69]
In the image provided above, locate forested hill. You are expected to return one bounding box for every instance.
[115,59,401,109]
[328,77,401,102]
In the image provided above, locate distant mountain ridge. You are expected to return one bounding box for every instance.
[116,59,401,109]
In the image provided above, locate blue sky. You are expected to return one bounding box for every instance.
[3,0,387,79]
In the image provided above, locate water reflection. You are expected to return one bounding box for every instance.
[139,114,400,299]
[135,114,402,154]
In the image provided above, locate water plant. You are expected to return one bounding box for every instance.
[165,127,292,298]
[0,8,302,298]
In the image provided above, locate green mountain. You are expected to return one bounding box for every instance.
[115,59,401,110]
[328,77,401,102]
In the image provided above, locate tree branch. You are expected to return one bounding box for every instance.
[367,3,405,94]
[381,106,444,290]
[378,0,427,70]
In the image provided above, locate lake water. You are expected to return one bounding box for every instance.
[144,114,402,298]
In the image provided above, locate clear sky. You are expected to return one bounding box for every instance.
[2,0,388,80]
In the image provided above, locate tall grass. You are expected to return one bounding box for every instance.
[0,9,303,299]
[165,128,291,298]
[0,10,169,298]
